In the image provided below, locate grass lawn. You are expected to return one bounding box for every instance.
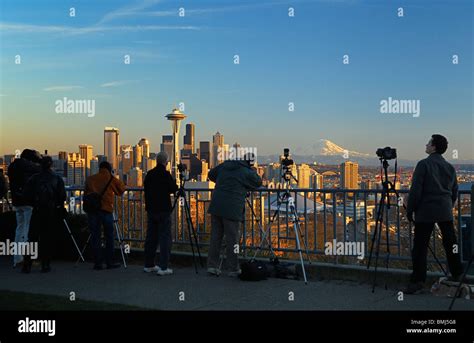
[0,290,150,311]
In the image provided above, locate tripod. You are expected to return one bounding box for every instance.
[367,158,398,292]
[75,211,128,268]
[255,163,312,284]
[63,217,85,263]
[170,174,203,273]
[217,195,278,272]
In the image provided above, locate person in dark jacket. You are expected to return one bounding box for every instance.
[84,161,126,270]
[207,154,262,276]
[23,156,66,273]
[143,152,178,275]
[7,149,41,267]
[404,134,463,294]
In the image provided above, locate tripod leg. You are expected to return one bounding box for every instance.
[448,257,473,310]
[293,210,312,264]
[372,195,385,292]
[183,196,203,271]
[293,222,308,284]
[367,193,384,269]
[113,213,127,268]
[252,196,281,260]
[76,233,91,266]
[63,219,85,262]
[428,244,448,276]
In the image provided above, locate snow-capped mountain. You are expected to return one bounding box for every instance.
[317,139,370,157]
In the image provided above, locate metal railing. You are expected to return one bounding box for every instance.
[62,187,472,268]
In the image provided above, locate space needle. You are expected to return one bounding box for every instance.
[165,108,187,184]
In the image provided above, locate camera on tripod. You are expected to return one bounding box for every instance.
[376,147,397,160]
[281,148,294,181]
[177,163,187,180]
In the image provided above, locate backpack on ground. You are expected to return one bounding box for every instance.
[239,259,268,281]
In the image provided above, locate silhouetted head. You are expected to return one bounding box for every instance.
[99,161,112,173]
[156,152,168,166]
[426,134,448,155]
[243,152,256,166]
[40,156,53,171]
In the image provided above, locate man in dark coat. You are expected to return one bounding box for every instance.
[143,152,178,275]
[7,149,41,267]
[207,154,262,276]
[23,156,66,273]
[405,134,463,294]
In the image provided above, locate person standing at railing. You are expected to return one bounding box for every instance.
[84,161,125,270]
[404,134,463,294]
[7,149,41,268]
[23,156,66,273]
[206,153,262,277]
[143,152,178,276]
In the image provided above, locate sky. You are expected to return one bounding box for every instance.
[0,0,472,161]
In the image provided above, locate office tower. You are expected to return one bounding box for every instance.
[79,144,93,177]
[311,173,324,189]
[67,153,85,186]
[128,167,143,187]
[183,123,195,153]
[212,131,224,167]
[138,138,150,158]
[297,164,311,188]
[160,135,173,160]
[90,157,99,176]
[189,153,209,180]
[146,157,157,172]
[340,161,359,189]
[199,141,212,167]
[58,151,68,161]
[264,163,281,183]
[120,145,133,176]
[133,144,142,169]
[52,159,66,178]
[104,127,119,172]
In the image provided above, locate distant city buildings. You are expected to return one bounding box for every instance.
[340,161,359,189]
[104,127,119,173]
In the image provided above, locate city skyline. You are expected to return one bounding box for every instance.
[0,0,473,160]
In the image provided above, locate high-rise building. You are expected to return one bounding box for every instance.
[160,135,173,160]
[133,144,142,169]
[97,155,107,164]
[90,157,99,176]
[311,173,324,189]
[120,145,133,176]
[183,123,195,153]
[189,153,208,180]
[199,141,212,167]
[340,161,359,189]
[52,159,66,178]
[58,151,68,161]
[138,138,150,158]
[297,164,311,188]
[67,153,85,186]
[212,131,224,167]
[361,180,373,190]
[104,127,119,172]
[128,167,143,187]
[78,144,93,177]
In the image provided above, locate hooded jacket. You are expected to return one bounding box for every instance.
[207,160,262,221]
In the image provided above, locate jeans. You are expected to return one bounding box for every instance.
[144,211,172,269]
[88,210,115,266]
[14,206,33,265]
[207,214,240,272]
[411,221,463,282]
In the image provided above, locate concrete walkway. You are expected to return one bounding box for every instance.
[0,258,472,311]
